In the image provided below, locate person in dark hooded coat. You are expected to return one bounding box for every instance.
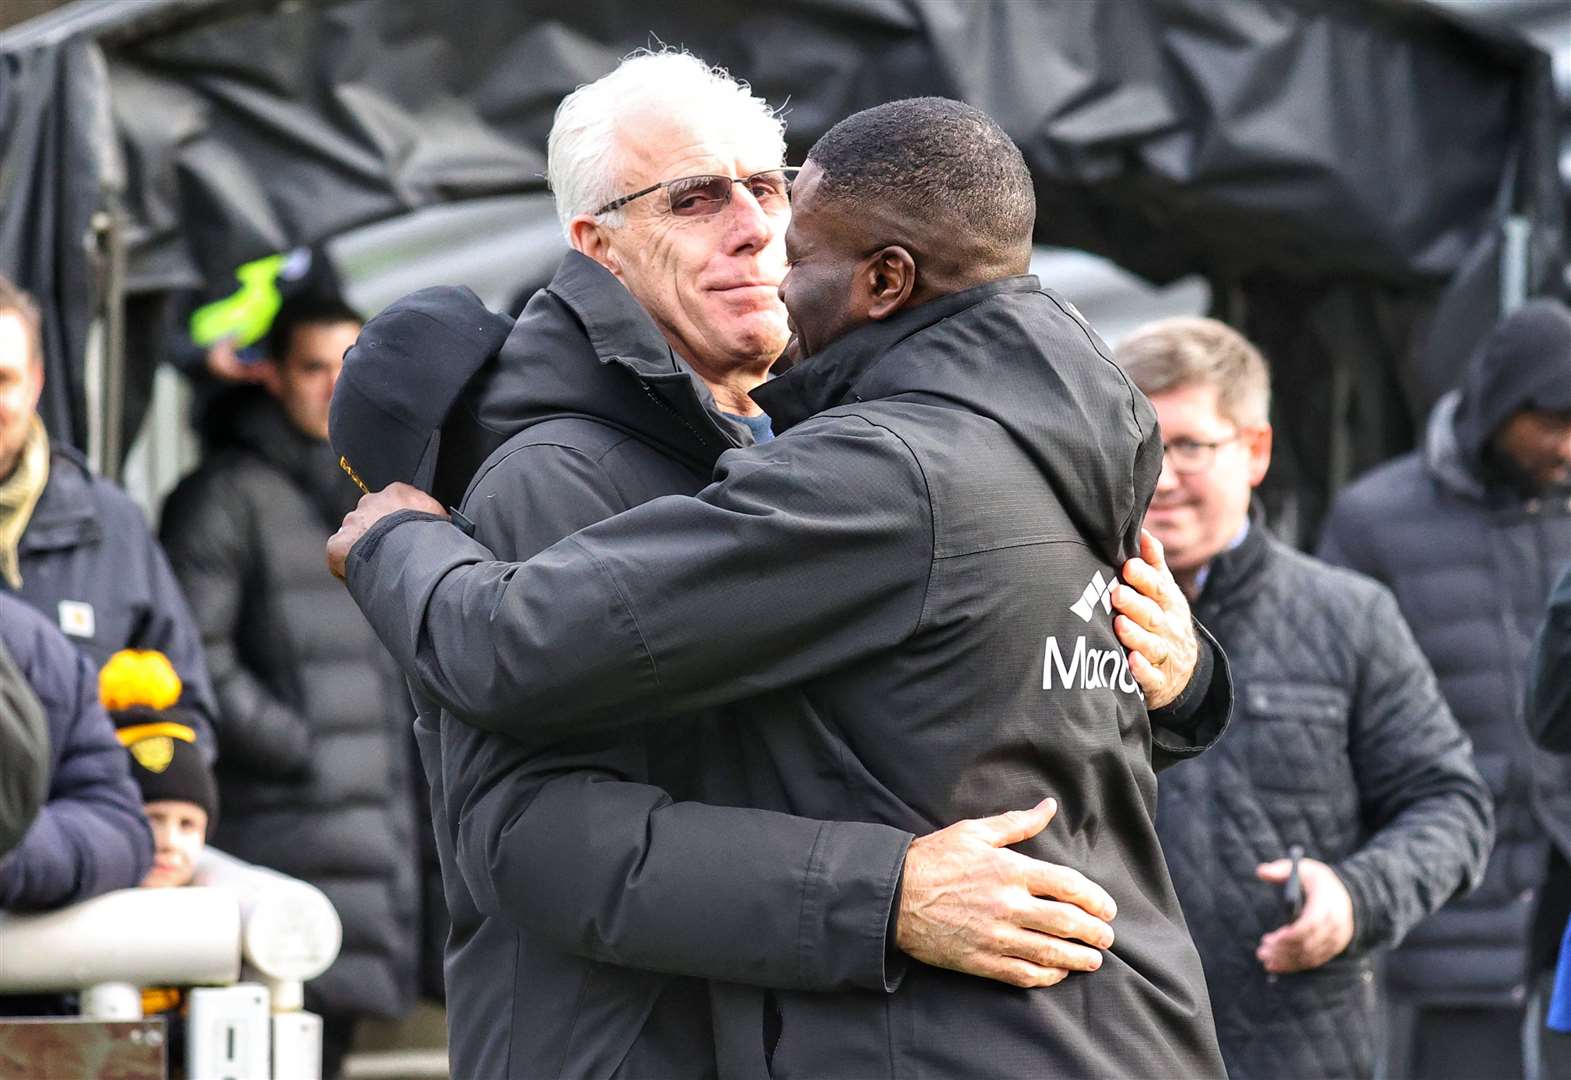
[1320,298,1571,1080]
[332,97,1229,1080]
[158,296,429,1078]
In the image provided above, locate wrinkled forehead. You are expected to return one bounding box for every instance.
[613,105,784,190]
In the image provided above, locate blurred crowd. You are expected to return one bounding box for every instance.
[0,272,438,1077]
[1,51,1571,1080]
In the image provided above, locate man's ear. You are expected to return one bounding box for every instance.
[1246,423,1274,488]
[568,216,624,280]
[864,246,917,322]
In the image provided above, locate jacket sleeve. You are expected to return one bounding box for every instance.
[1330,584,1494,955]
[0,640,153,909]
[1149,619,1233,772]
[1527,561,1571,753]
[0,638,49,858]
[444,442,911,991]
[347,416,935,738]
[160,471,312,776]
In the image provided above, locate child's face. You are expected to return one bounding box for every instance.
[141,800,208,888]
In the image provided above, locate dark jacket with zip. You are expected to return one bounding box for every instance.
[0,590,152,909]
[159,393,423,1020]
[1320,339,1571,1007]
[349,271,1230,1079]
[9,445,216,756]
[410,253,930,1079]
[1159,518,1491,1080]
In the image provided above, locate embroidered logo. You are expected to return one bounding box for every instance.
[58,600,95,639]
[1070,571,1116,623]
[1043,570,1141,699]
[130,736,176,774]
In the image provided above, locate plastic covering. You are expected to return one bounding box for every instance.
[0,0,1563,536]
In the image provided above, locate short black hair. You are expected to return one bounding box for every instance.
[805,97,1035,257]
[267,293,362,365]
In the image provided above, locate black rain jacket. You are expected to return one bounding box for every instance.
[1160,519,1491,1080]
[416,253,921,1079]
[349,273,1230,1079]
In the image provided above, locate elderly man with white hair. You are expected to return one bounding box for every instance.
[335,52,1228,1078]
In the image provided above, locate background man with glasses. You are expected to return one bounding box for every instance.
[1116,316,1491,1080]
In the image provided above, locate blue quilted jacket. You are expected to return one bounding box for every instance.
[0,591,152,909]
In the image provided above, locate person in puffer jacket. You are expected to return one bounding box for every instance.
[0,590,151,910]
[1320,299,1571,1080]
[159,295,429,1079]
[1117,316,1491,1080]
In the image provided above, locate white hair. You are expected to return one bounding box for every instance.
[546,49,787,236]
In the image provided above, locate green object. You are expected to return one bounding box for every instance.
[188,252,288,349]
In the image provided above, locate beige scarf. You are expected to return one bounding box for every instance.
[0,416,49,590]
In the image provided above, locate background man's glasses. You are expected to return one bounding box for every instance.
[1164,434,1243,474]
[595,168,801,218]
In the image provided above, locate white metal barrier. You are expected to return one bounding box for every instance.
[0,847,342,1079]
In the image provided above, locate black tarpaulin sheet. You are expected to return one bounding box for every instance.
[0,0,1561,535]
[97,0,1560,293]
[0,30,110,451]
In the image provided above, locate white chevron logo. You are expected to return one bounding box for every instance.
[1070,571,1115,623]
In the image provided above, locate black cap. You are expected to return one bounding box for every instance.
[329,286,513,493]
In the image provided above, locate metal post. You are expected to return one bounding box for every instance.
[90,197,128,479]
[1501,214,1532,317]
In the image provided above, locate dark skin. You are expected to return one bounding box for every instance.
[1491,407,1571,494]
[778,162,1028,359]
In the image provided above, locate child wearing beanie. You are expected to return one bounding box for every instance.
[100,649,218,889]
[101,648,222,1029]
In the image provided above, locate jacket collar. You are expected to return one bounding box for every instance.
[1193,504,1272,616]
[753,275,1041,433]
[19,445,100,555]
[480,252,749,470]
[547,251,689,382]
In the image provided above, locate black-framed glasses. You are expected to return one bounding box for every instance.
[1163,433,1244,474]
[594,167,801,218]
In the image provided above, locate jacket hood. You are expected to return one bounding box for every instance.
[1453,298,1571,469]
[1424,390,1490,502]
[466,251,749,479]
[754,275,1160,565]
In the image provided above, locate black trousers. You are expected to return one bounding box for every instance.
[319,1012,358,1080]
